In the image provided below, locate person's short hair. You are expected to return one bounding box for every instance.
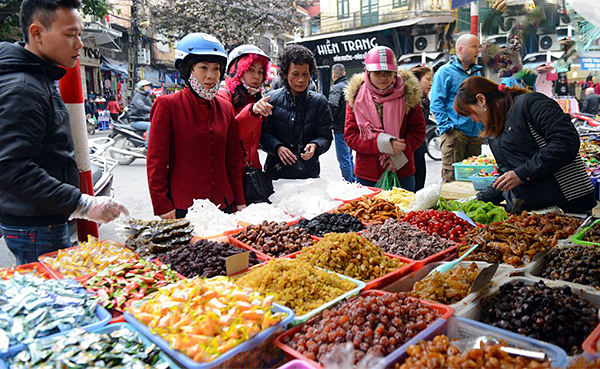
[278,44,317,82]
[20,0,82,43]
[409,66,432,81]
[586,87,595,94]
[332,64,345,76]
[177,54,227,82]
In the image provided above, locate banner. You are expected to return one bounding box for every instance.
[580,57,600,71]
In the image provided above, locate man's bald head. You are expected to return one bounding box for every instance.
[456,34,480,69]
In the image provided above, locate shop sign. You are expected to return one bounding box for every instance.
[580,57,600,71]
[315,37,379,63]
[84,47,101,60]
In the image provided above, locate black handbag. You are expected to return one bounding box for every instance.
[241,143,274,204]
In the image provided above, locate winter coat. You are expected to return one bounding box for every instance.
[128,90,152,121]
[217,88,262,169]
[484,92,595,213]
[0,42,80,226]
[261,87,333,179]
[147,87,245,216]
[430,55,483,137]
[344,69,426,182]
[582,93,600,115]
[328,76,349,133]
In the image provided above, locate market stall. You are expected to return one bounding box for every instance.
[1,176,600,369]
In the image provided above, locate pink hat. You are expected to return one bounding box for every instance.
[364,46,398,72]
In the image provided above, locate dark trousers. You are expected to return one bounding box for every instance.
[414,143,427,191]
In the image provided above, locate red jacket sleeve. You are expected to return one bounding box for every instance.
[344,103,381,155]
[402,104,426,154]
[146,96,174,216]
[226,112,246,206]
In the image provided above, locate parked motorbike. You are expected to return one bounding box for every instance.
[572,112,600,135]
[108,110,147,165]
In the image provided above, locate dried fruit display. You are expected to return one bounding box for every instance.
[233,221,314,257]
[234,258,356,315]
[335,196,403,224]
[160,239,261,278]
[411,263,480,305]
[295,233,405,282]
[539,246,600,290]
[296,213,364,237]
[568,356,600,369]
[403,210,474,243]
[283,293,440,364]
[396,335,551,369]
[364,219,456,260]
[481,280,598,355]
[124,218,194,258]
[582,222,600,243]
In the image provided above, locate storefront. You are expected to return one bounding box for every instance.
[99,56,129,107]
[294,16,454,95]
[80,47,101,99]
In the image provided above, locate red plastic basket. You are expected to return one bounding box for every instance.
[583,322,600,354]
[38,246,89,279]
[0,262,56,280]
[274,290,454,369]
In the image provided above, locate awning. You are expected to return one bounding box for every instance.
[100,56,128,78]
[140,66,179,88]
[82,22,122,49]
[292,16,454,43]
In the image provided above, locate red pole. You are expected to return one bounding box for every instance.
[470,1,479,36]
[58,60,99,240]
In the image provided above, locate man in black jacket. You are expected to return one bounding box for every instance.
[582,87,600,115]
[0,0,128,265]
[328,64,356,182]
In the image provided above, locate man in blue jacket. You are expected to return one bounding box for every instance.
[431,34,483,182]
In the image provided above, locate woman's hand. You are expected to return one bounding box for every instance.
[160,209,176,219]
[391,138,406,154]
[252,95,273,116]
[493,170,523,191]
[384,158,397,172]
[277,146,297,165]
[301,143,318,161]
[235,204,246,212]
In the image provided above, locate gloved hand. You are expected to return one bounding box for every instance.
[71,194,129,223]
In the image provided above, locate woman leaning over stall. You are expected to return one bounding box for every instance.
[454,76,595,213]
[146,33,245,219]
[345,46,426,191]
[261,44,333,179]
[218,45,273,169]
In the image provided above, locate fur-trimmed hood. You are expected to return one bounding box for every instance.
[345,69,422,113]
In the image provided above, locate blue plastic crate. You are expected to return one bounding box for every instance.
[0,323,180,369]
[125,303,295,369]
[470,175,498,191]
[452,163,496,182]
[390,316,567,368]
[0,299,111,359]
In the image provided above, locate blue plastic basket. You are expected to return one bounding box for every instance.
[470,175,498,191]
[0,300,111,359]
[125,303,295,369]
[452,163,496,182]
[0,323,180,369]
[390,316,567,368]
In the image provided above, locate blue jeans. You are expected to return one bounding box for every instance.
[357,175,416,192]
[130,121,150,144]
[334,132,356,182]
[0,223,70,265]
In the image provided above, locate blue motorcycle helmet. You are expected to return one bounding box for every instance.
[175,33,228,82]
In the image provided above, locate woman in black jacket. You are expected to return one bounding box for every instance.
[261,45,333,179]
[454,76,595,213]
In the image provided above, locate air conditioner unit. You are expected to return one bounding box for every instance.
[538,34,561,52]
[413,34,439,53]
[137,48,151,65]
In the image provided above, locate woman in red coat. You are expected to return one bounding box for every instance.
[218,45,273,169]
[147,33,245,219]
[344,46,426,191]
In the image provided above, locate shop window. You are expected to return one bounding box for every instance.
[393,0,408,8]
[337,0,349,19]
[457,6,471,32]
[361,0,379,26]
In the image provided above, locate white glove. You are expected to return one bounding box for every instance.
[71,194,129,223]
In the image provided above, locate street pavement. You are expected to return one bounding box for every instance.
[0,133,443,267]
